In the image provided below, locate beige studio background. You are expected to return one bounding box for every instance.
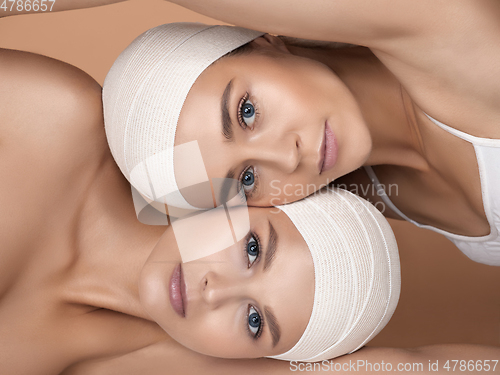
[1,0,498,349]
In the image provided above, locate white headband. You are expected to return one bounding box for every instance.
[270,187,401,362]
[103,23,264,209]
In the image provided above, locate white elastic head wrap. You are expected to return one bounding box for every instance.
[103,23,264,209]
[268,187,401,362]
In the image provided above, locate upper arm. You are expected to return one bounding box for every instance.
[168,0,488,49]
[176,0,500,133]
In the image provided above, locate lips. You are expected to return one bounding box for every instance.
[169,263,187,317]
[319,121,338,174]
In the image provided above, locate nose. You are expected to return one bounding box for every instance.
[249,132,301,174]
[201,271,248,309]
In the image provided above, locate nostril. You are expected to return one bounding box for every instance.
[295,139,302,163]
[203,278,208,290]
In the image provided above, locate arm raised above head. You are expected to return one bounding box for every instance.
[167,0,500,50]
[167,0,431,47]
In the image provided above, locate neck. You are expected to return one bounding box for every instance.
[287,44,429,171]
[65,153,167,320]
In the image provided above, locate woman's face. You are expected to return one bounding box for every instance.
[139,207,314,359]
[174,36,372,207]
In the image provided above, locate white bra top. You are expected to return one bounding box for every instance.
[364,114,500,266]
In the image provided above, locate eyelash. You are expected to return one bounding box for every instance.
[237,92,259,130]
[244,231,262,268]
[236,92,260,199]
[237,166,258,199]
[246,304,264,339]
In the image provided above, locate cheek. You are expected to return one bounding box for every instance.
[265,61,337,104]
[262,175,328,206]
[169,309,259,359]
[138,262,172,333]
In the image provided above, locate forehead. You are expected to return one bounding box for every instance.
[173,55,236,181]
[174,51,284,147]
[249,208,315,352]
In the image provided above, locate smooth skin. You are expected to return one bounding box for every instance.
[139,208,315,359]
[174,35,371,208]
[1,2,499,375]
[3,46,496,375]
[0,47,313,374]
[169,0,500,239]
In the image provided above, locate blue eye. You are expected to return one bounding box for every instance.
[238,96,257,129]
[242,168,254,186]
[248,306,262,336]
[242,101,255,118]
[246,235,259,266]
[240,167,255,195]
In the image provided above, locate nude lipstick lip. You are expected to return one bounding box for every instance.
[318,125,326,174]
[169,263,187,317]
[320,121,338,174]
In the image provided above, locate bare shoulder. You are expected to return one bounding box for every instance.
[0,48,104,151]
[0,48,107,299]
[370,0,500,139]
[62,342,500,375]
[0,47,110,183]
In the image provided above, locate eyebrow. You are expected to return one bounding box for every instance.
[218,78,238,205]
[262,222,281,347]
[264,306,281,348]
[264,222,278,271]
[221,79,234,142]
[219,168,237,205]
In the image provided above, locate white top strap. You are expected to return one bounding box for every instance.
[424,113,500,147]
